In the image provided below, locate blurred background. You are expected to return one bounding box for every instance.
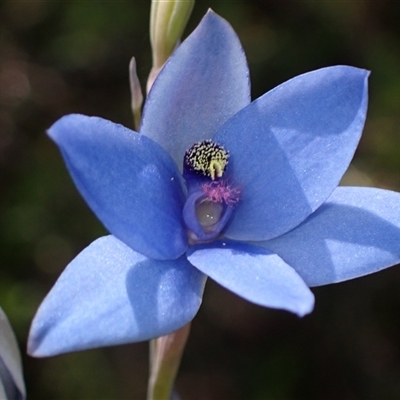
[1,0,400,398]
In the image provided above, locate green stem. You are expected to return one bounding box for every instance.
[147,323,191,400]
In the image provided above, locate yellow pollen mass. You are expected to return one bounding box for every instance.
[184,140,229,180]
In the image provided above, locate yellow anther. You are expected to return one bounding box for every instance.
[209,159,224,180]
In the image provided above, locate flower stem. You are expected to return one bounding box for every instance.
[147,323,191,400]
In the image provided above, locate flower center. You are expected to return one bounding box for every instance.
[182,140,240,243]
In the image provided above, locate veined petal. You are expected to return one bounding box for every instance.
[187,241,314,317]
[0,308,25,399]
[261,187,400,287]
[214,66,369,241]
[28,236,206,357]
[140,10,250,166]
[48,114,187,260]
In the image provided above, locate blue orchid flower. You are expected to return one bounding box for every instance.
[0,308,26,399]
[28,11,400,357]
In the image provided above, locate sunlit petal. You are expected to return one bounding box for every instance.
[215,66,369,241]
[28,236,206,356]
[188,241,314,316]
[261,187,400,286]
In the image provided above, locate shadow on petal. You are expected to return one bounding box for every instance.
[263,188,400,286]
[222,124,313,241]
[141,11,250,166]
[28,236,205,357]
[126,256,206,339]
[216,66,368,242]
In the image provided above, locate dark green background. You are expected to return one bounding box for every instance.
[1,0,400,398]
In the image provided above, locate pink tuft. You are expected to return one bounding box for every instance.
[202,180,241,206]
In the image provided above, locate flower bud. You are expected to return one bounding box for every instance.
[147,0,194,93]
[150,0,195,69]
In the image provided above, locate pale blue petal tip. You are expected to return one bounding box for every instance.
[188,241,314,317]
[28,236,206,357]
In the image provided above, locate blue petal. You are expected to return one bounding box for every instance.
[48,114,188,260]
[0,382,5,400]
[0,359,18,400]
[140,10,250,166]
[0,308,25,399]
[214,66,369,241]
[28,236,206,357]
[261,187,400,287]
[187,241,314,316]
